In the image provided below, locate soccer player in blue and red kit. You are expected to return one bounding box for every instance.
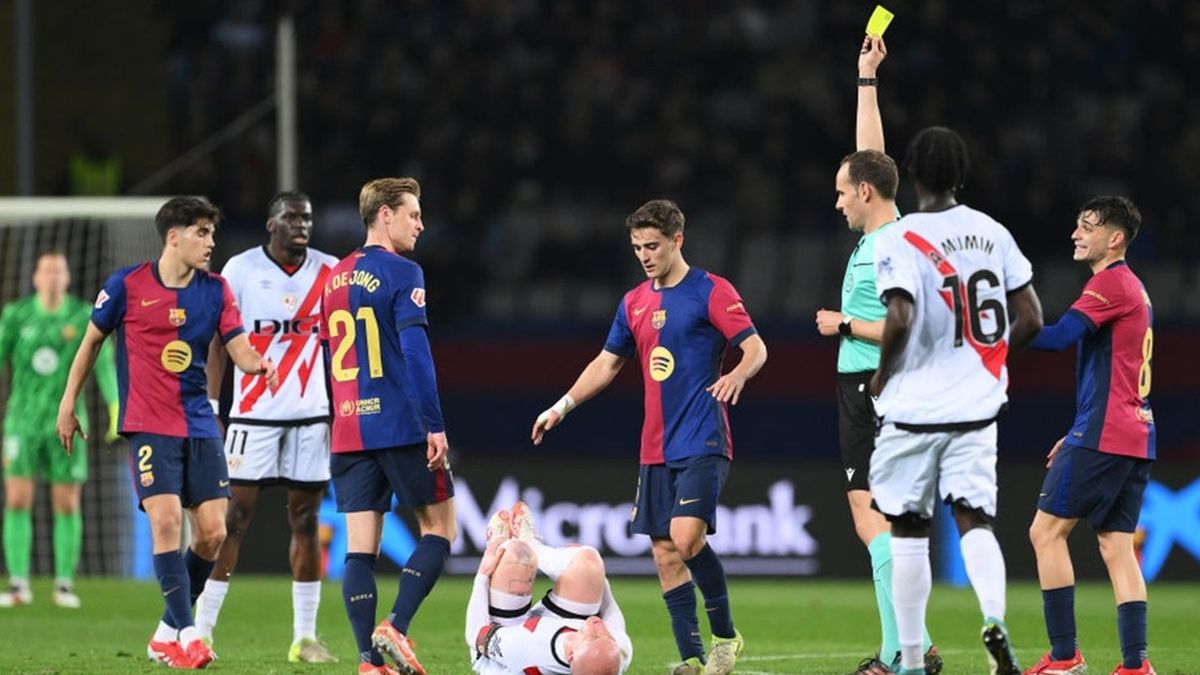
[532,199,767,675]
[321,177,455,675]
[1023,197,1157,675]
[56,196,278,669]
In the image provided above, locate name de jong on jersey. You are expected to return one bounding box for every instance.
[872,206,1033,426]
[221,246,338,423]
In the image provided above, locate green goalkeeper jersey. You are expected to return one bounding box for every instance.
[0,294,117,436]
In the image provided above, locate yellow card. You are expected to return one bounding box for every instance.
[866,5,894,37]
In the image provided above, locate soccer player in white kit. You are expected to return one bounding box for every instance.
[868,128,1043,675]
[467,502,633,675]
[195,191,340,662]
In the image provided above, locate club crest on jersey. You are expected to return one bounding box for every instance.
[168,307,187,326]
[61,324,78,341]
[411,288,426,308]
[140,471,154,487]
[282,293,299,311]
[652,309,667,329]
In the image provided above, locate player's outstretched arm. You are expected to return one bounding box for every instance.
[56,322,107,452]
[1006,284,1045,352]
[707,333,767,405]
[532,350,627,445]
[856,36,888,152]
[870,293,913,397]
[225,333,278,389]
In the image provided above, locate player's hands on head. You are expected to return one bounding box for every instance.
[426,431,449,471]
[56,402,86,454]
[1046,436,1065,468]
[531,409,562,445]
[815,308,843,337]
[707,372,748,405]
[859,35,887,77]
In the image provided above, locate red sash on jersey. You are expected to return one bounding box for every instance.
[903,231,1007,379]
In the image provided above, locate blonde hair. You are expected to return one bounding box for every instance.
[359,177,422,227]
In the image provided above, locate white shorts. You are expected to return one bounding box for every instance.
[868,422,998,520]
[224,421,331,485]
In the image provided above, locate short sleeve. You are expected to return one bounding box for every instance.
[1069,271,1129,331]
[91,271,128,334]
[603,297,635,358]
[392,264,429,332]
[706,275,756,346]
[217,275,246,343]
[874,229,919,303]
[1000,228,1034,292]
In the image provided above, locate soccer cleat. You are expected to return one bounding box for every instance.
[510,500,538,543]
[924,645,944,674]
[371,621,426,675]
[487,509,512,545]
[1024,648,1087,674]
[0,581,33,607]
[672,656,704,675]
[848,654,895,674]
[358,663,401,675]
[1109,660,1155,675]
[703,628,744,675]
[289,636,339,663]
[982,620,1022,675]
[147,638,190,668]
[183,638,216,669]
[53,584,82,609]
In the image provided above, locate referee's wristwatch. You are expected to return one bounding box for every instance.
[838,315,854,337]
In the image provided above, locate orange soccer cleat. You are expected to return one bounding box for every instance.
[371,621,426,675]
[1024,649,1087,675]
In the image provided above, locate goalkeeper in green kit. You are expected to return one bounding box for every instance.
[0,250,118,608]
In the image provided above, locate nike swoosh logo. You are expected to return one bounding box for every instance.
[679,498,701,506]
[163,585,180,596]
[633,307,646,316]
[1039,493,1047,497]
[219,480,230,487]
[141,298,162,307]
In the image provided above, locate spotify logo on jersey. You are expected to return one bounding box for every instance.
[649,346,675,382]
[160,340,193,373]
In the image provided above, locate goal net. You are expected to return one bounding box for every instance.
[0,197,166,577]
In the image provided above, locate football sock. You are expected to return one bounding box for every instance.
[3,508,32,580]
[195,579,229,638]
[388,534,450,634]
[868,532,901,660]
[153,551,194,630]
[960,528,1007,621]
[488,587,532,625]
[343,552,384,666]
[532,540,582,581]
[1117,600,1148,669]
[663,581,705,662]
[891,536,930,671]
[682,543,735,639]
[293,580,321,641]
[52,511,82,583]
[184,548,216,607]
[153,620,178,643]
[1042,586,1077,660]
[546,590,601,617]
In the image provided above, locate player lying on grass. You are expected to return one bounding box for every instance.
[467,501,633,675]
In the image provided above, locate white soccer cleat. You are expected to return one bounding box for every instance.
[510,501,538,543]
[487,509,512,545]
[53,584,82,609]
[0,581,33,607]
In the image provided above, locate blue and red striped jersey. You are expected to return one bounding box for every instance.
[91,262,245,438]
[603,267,756,464]
[320,246,443,453]
[1064,261,1156,459]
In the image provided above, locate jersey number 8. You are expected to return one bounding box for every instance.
[328,307,383,382]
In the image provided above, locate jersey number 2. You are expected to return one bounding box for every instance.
[942,270,1007,347]
[328,307,383,382]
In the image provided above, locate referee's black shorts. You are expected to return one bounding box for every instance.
[837,370,877,492]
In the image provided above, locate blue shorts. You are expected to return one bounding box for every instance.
[127,433,230,509]
[330,443,455,513]
[631,454,730,538]
[1038,444,1152,533]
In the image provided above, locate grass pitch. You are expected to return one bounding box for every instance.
[1,576,1197,674]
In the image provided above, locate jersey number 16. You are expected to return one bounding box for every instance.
[942,270,1006,347]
